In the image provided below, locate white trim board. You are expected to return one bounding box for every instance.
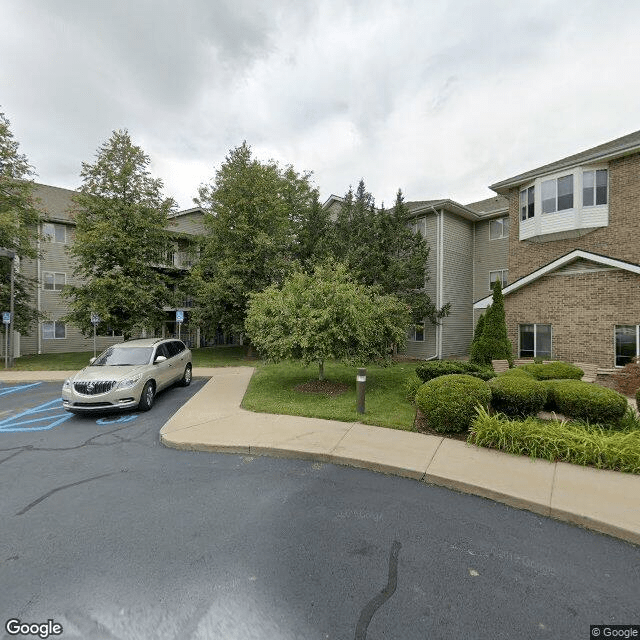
[473,250,640,310]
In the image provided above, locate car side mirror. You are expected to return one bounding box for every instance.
[89,357,96,364]
[154,355,167,364]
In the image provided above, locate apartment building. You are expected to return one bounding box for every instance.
[5,130,639,369]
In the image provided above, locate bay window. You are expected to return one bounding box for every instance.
[583,169,608,207]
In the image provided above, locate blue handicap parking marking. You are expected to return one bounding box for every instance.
[96,414,139,425]
[0,397,73,433]
[0,382,42,397]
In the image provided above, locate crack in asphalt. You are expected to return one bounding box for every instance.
[354,540,402,640]
[15,472,118,516]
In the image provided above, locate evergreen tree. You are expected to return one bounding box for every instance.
[64,129,176,339]
[469,280,513,366]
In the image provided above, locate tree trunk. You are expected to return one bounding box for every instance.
[318,360,324,381]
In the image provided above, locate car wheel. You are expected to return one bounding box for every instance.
[180,364,192,387]
[138,381,155,411]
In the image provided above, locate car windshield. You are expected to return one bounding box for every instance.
[92,346,153,366]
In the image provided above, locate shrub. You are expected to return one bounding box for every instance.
[469,280,513,367]
[488,374,547,417]
[415,374,491,434]
[498,368,534,378]
[405,376,423,403]
[612,357,640,396]
[519,362,584,380]
[469,406,640,474]
[415,360,495,383]
[549,380,628,426]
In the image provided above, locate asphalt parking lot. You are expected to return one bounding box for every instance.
[1,378,639,639]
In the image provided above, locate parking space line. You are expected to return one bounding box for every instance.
[0,382,43,396]
[0,398,73,433]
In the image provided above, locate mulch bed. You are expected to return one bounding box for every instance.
[294,379,351,396]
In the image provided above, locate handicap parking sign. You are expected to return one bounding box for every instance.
[2,312,10,325]
[176,310,184,323]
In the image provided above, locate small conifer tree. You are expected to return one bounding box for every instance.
[469,280,513,366]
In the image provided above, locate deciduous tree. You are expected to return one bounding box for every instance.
[63,129,176,339]
[245,261,410,380]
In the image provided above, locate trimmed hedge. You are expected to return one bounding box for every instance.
[488,374,547,417]
[497,368,534,379]
[415,360,495,383]
[469,407,640,474]
[415,374,491,434]
[519,362,584,380]
[546,379,628,426]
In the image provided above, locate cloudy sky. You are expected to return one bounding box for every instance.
[2,0,640,210]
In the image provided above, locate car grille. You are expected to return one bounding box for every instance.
[74,380,116,395]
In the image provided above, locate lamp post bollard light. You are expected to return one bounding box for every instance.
[356,368,366,414]
[0,249,16,368]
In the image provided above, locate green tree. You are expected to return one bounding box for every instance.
[330,182,449,326]
[63,129,176,339]
[245,261,410,380]
[0,111,42,334]
[193,142,318,340]
[469,279,513,366]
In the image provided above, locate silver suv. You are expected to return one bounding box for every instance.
[62,338,192,413]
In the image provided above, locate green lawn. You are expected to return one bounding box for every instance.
[241,360,420,430]
[9,346,258,370]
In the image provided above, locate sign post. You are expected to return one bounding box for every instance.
[90,312,100,359]
[176,310,184,341]
[3,312,10,369]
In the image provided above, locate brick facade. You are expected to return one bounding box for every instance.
[507,152,640,282]
[505,269,640,368]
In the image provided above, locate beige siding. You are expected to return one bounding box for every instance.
[473,218,509,302]
[169,211,207,236]
[441,213,474,357]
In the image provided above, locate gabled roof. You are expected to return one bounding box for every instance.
[473,250,640,309]
[464,195,509,216]
[490,129,640,194]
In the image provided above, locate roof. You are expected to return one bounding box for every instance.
[490,129,640,194]
[473,250,640,309]
[464,195,509,216]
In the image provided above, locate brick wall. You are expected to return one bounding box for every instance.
[507,153,640,281]
[504,269,640,368]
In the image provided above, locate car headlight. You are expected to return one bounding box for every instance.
[116,374,143,390]
[62,379,71,390]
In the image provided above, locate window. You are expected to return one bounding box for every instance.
[489,217,510,240]
[615,325,639,367]
[42,321,66,339]
[489,270,508,290]
[43,272,65,291]
[541,174,573,214]
[43,223,66,243]
[519,324,551,358]
[583,169,608,207]
[408,322,424,341]
[520,186,535,221]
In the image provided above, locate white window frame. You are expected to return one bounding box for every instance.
[582,168,608,208]
[43,222,67,244]
[42,321,66,340]
[614,325,640,368]
[489,217,509,240]
[519,186,535,221]
[519,323,552,358]
[43,271,66,291]
[489,269,508,290]
[541,174,574,214]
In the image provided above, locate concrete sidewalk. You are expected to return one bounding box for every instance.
[2,367,639,545]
